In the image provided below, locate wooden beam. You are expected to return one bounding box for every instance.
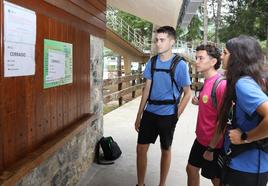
[190,74,204,78]
[103,84,145,103]
[103,74,142,86]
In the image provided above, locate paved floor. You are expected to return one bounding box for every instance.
[78,95,212,186]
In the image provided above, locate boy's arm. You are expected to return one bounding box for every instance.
[135,79,151,132]
[203,80,226,160]
[177,86,191,118]
[203,124,224,161]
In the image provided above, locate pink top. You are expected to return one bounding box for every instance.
[196,73,226,148]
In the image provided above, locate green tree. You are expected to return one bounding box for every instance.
[219,0,268,53]
[215,0,223,44]
[185,15,203,41]
[117,11,153,41]
[203,0,209,43]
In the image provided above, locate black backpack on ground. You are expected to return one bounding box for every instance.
[95,136,122,165]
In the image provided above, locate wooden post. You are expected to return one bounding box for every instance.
[266,24,268,59]
[195,69,199,91]
[132,78,136,98]
[117,55,122,106]
[150,25,160,56]
[189,63,193,83]
[138,63,142,84]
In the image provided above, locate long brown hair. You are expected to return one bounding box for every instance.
[218,35,265,132]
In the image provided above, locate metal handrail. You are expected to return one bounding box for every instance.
[106,6,148,52]
[106,6,225,60]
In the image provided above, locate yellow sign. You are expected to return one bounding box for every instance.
[202,95,208,104]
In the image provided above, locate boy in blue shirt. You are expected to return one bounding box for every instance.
[134,26,191,186]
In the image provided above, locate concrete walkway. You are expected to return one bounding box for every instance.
[78,95,212,186]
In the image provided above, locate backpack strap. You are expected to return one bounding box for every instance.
[170,55,184,94]
[147,54,184,107]
[211,76,225,108]
[170,55,184,112]
[148,55,158,102]
[150,55,158,78]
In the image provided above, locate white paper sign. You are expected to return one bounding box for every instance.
[4,41,35,77]
[4,1,36,44]
[46,49,65,82]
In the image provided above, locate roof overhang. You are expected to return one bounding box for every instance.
[107,0,202,29]
[107,0,183,28]
[178,0,203,28]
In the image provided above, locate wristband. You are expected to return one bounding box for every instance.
[206,146,215,152]
[241,132,250,143]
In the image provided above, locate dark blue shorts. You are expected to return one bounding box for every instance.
[137,111,178,150]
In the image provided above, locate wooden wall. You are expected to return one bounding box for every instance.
[0,0,106,172]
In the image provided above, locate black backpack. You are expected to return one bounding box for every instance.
[95,136,122,165]
[224,98,268,158]
[211,76,225,108]
[198,75,225,109]
[147,54,184,107]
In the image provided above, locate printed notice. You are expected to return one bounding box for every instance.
[4,1,36,44]
[46,49,65,82]
[4,1,36,77]
[4,42,35,77]
[44,39,73,88]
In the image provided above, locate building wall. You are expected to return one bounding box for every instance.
[15,36,104,186]
[0,0,105,184]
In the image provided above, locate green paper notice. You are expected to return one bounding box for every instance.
[44,39,73,88]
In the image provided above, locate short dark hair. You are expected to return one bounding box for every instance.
[156,26,176,40]
[196,44,221,70]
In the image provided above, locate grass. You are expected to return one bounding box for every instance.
[103,103,119,115]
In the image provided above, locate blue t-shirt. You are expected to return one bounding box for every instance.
[224,76,268,173]
[143,55,191,115]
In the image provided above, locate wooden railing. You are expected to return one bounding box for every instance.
[103,74,145,105]
[186,57,204,91]
[103,59,205,108]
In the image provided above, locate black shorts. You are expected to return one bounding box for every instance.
[223,167,268,186]
[137,110,178,150]
[188,139,222,179]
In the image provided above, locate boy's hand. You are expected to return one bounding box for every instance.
[192,96,199,105]
[203,151,213,161]
[135,118,141,132]
[229,128,244,144]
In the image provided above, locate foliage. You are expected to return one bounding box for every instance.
[219,0,268,42]
[185,15,204,41]
[177,6,215,42]
[117,11,153,41]
[177,14,203,42]
[111,1,268,54]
